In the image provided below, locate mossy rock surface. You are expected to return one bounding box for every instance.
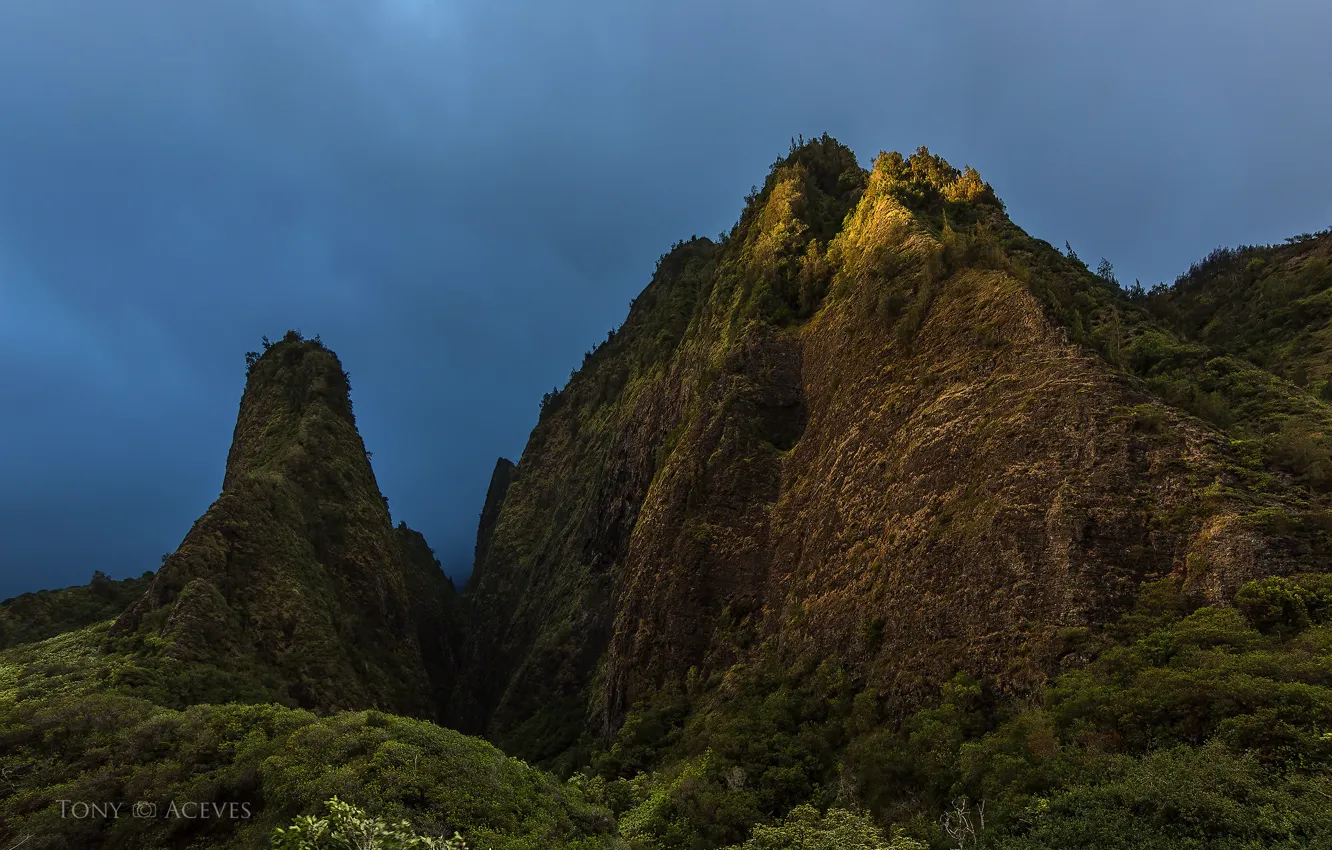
[111,333,461,719]
[454,138,1332,771]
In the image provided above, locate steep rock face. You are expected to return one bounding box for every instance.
[450,236,719,757]
[457,137,1324,765]
[472,457,516,578]
[605,266,1227,722]
[398,523,465,714]
[113,332,458,718]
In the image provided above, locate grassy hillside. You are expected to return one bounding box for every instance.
[0,570,152,650]
[0,625,614,849]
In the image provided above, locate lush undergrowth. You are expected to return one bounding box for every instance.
[580,573,1332,849]
[7,573,1328,848]
[0,632,615,850]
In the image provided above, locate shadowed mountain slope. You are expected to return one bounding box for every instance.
[1146,230,1332,386]
[111,331,459,718]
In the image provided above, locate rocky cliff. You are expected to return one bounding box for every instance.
[453,136,1330,767]
[112,331,459,718]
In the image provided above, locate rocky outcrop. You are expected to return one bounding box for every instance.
[472,457,515,579]
[113,331,459,718]
[454,137,1322,765]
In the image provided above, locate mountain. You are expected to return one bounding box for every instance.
[0,331,616,850]
[452,136,1331,777]
[109,330,459,718]
[3,137,1331,850]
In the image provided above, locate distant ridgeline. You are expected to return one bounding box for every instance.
[0,570,152,650]
[3,138,1331,849]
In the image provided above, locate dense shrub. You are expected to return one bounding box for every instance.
[587,574,1332,848]
[272,797,468,849]
[721,804,925,850]
[0,685,615,849]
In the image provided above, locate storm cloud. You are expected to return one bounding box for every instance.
[1,0,1329,597]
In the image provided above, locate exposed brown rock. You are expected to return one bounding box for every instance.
[454,139,1320,765]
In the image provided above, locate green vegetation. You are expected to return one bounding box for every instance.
[273,798,468,849]
[580,574,1332,849]
[0,655,615,848]
[0,569,152,649]
[5,139,1332,850]
[721,805,925,850]
[6,573,1330,848]
[1147,237,1332,381]
[1002,215,1332,499]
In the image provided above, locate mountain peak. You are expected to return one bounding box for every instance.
[225,330,356,490]
[452,138,1318,766]
[112,332,458,718]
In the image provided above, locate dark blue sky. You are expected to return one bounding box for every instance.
[2,1,1329,598]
